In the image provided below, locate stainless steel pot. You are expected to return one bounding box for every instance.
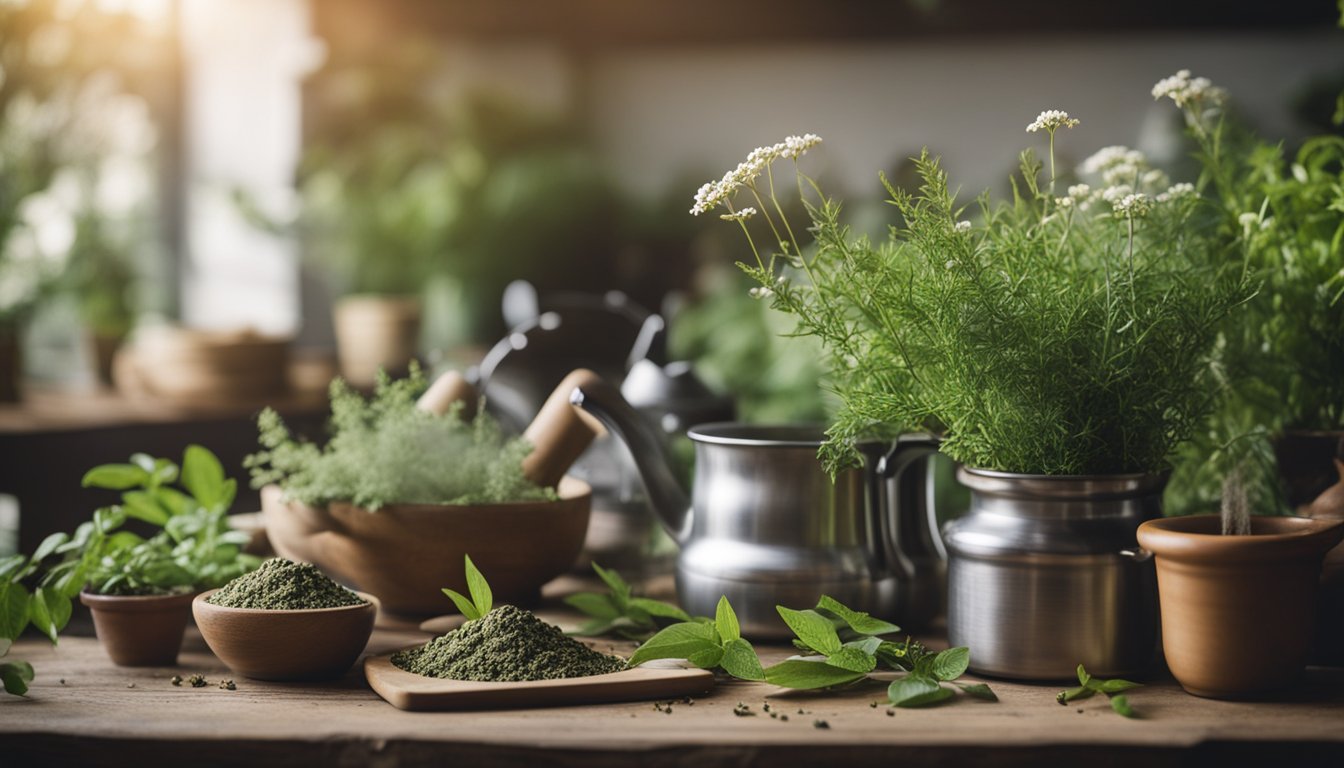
[572,375,939,638]
[943,468,1163,680]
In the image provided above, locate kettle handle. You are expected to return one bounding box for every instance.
[868,433,944,576]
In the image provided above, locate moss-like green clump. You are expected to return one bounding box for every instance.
[393,604,626,681]
[206,558,365,610]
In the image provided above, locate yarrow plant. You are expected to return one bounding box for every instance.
[693,108,1252,475]
[1155,69,1344,516]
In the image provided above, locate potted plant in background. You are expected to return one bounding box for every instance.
[65,210,141,387]
[695,99,1250,676]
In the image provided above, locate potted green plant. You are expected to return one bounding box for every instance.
[61,445,258,666]
[693,95,1250,677]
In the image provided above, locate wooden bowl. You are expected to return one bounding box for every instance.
[260,477,592,617]
[192,589,377,681]
[115,326,291,404]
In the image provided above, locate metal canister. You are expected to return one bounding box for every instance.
[943,468,1163,680]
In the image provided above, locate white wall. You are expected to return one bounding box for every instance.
[587,31,1344,201]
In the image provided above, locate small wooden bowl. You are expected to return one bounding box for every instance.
[192,589,377,681]
[261,477,592,616]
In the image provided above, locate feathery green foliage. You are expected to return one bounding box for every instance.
[710,123,1252,475]
[246,365,553,509]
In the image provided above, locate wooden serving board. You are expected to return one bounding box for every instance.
[364,654,715,712]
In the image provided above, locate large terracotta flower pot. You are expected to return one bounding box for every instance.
[80,590,196,667]
[332,294,421,388]
[1137,515,1344,699]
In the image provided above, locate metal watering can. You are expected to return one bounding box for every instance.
[571,376,942,638]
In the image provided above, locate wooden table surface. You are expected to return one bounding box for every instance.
[5,606,1344,768]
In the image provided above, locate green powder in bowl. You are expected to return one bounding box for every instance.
[206,558,366,610]
[393,604,626,682]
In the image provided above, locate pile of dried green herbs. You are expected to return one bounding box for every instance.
[393,605,625,682]
[206,558,365,610]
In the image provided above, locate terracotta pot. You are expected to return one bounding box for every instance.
[260,477,591,617]
[332,294,421,388]
[1136,515,1344,699]
[193,589,377,681]
[80,590,196,667]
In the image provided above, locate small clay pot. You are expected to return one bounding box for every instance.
[193,589,377,681]
[1137,515,1344,699]
[332,294,421,388]
[80,590,197,667]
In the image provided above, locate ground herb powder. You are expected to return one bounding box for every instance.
[392,604,626,681]
[206,558,365,610]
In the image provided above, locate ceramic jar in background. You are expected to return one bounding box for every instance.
[942,469,1163,681]
[332,294,421,388]
[1137,515,1344,699]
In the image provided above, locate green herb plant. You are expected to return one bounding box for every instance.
[247,365,554,509]
[441,555,493,621]
[564,563,692,640]
[1056,664,1142,718]
[765,597,994,708]
[626,596,766,682]
[695,116,1251,475]
[1,445,257,695]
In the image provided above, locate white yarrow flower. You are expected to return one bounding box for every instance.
[1112,193,1152,219]
[691,134,823,215]
[1155,182,1195,203]
[1067,184,1091,199]
[1101,184,1134,204]
[1026,109,1080,133]
[1055,196,1074,208]
[1152,69,1226,108]
[720,207,757,222]
[780,133,822,160]
[748,286,774,300]
[1080,146,1146,176]
[954,220,972,232]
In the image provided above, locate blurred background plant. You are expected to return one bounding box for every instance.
[0,0,165,395]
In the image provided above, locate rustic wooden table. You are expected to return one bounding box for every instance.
[5,610,1344,768]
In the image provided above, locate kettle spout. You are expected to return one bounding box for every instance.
[569,377,693,544]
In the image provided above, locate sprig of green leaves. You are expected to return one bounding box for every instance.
[441,555,493,621]
[564,563,691,639]
[1056,664,1142,717]
[764,597,994,708]
[626,596,765,681]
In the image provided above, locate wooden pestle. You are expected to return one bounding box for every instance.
[521,369,607,488]
[415,371,475,416]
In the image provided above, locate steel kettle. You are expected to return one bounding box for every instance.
[571,376,939,638]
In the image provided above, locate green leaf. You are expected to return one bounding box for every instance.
[956,682,998,701]
[628,621,721,667]
[719,637,765,681]
[0,637,10,656]
[889,675,954,707]
[816,595,900,636]
[627,597,691,622]
[181,445,227,509]
[0,582,31,641]
[0,555,26,581]
[81,464,149,491]
[715,596,741,642]
[1076,663,1091,687]
[1110,694,1137,718]
[50,562,88,599]
[826,645,878,673]
[28,587,68,644]
[121,492,171,526]
[687,644,724,669]
[1056,685,1095,704]
[154,487,194,518]
[564,592,621,621]
[463,555,492,616]
[1096,678,1143,694]
[94,506,126,534]
[441,588,480,621]
[776,606,841,655]
[31,533,69,564]
[591,562,631,605]
[763,658,867,690]
[930,647,970,681]
[1,660,35,696]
